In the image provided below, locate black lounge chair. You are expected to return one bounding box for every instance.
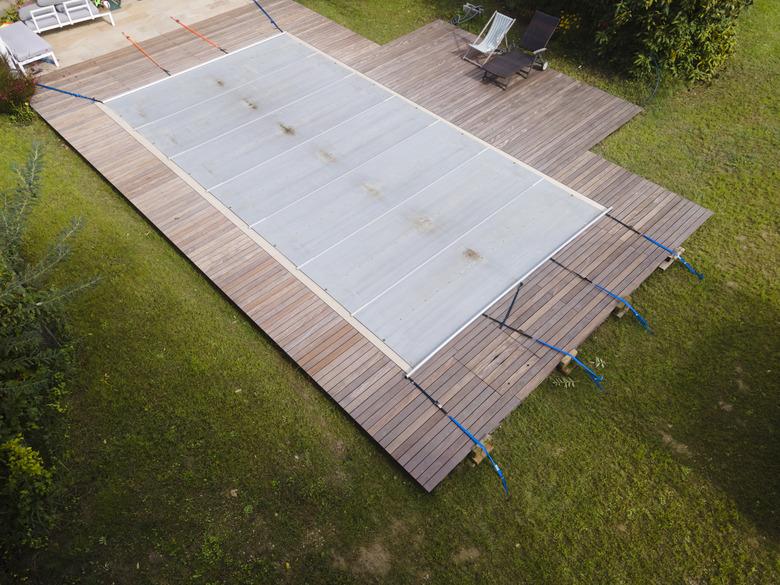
[480,10,560,90]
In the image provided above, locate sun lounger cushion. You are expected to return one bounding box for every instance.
[24,11,60,30]
[0,21,53,62]
[17,3,38,21]
[66,2,100,19]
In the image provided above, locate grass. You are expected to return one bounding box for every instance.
[2,0,778,582]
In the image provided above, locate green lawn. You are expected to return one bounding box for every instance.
[2,0,778,583]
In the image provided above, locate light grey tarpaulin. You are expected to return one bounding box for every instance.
[108,33,606,370]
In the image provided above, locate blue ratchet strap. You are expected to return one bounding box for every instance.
[607,214,704,281]
[532,337,605,390]
[447,414,508,495]
[251,0,283,31]
[35,83,103,103]
[407,378,508,495]
[484,315,605,390]
[642,234,704,280]
[593,284,652,333]
[549,258,652,333]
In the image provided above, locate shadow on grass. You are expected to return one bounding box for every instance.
[657,285,779,541]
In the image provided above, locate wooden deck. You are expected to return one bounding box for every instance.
[31,0,711,492]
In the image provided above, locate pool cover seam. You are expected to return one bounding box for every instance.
[350,178,545,316]
[169,70,356,162]
[207,95,395,192]
[134,52,322,131]
[296,148,489,270]
[105,31,287,102]
[253,119,441,229]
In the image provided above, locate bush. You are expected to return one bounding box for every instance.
[503,0,752,81]
[595,0,751,81]
[10,102,37,125]
[0,145,94,559]
[1,1,25,22]
[0,58,36,114]
[0,436,53,551]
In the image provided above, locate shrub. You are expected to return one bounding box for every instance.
[0,145,95,559]
[594,0,751,81]
[503,0,752,81]
[1,146,75,445]
[10,101,36,125]
[1,1,25,22]
[0,58,36,114]
[0,436,53,551]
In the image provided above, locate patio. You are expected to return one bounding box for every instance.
[7,0,248,68]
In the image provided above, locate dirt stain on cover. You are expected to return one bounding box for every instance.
[279,122,295,135]
[463,248,482,261]
[318,149,337,163]
[414,216,434,232]
[362,182,381,198]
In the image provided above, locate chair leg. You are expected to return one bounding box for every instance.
[533,54,549,70]
[518,65,532,79]
[464,51,486,66]
[463,46,477,62]
[482,71,508,90]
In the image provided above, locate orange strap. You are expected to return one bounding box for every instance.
[123,33,171,76]
[171,17,228,54]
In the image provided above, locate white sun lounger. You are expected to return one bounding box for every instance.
[23,0,115,34]
[0,22,58,74]
[463,11,515,65]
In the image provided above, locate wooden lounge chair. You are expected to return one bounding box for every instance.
[480,11,560,89]
[463,11,515,65]
[0,21,58,74]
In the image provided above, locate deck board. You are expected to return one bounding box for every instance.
[32,0,711,492]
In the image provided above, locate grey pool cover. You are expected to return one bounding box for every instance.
[108,33,606,370]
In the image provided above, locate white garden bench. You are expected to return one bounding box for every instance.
[21,0,115,34]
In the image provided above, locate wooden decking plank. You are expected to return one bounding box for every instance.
[320,341,389,387]
[344,370,406,420]
[410,376,502,480]
[371,361,462,442]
